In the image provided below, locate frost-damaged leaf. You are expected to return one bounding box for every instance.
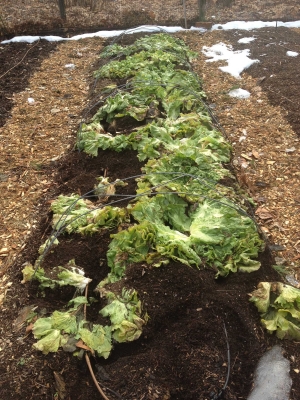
[51,193,128,235]
[67,296,89,310]
[100,289,145,343]
[99,33,198,62]
[102,221,157,286]
[57,263,92,292]
[190,200,263,277]
[250,282,271,313]
[78,325,112,358]
[21,265,56,289]
[250,282,300,340]
[33,310,77,338]
[33,329,64,355]
[104,196,262,279]
[38,235,59,255]
[22,261,92,292]
[51,311,78,334]
[32,317,53,338]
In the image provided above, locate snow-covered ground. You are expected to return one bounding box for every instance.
[2,21,299,85]
[202,42,259,79]
[2,20,300,44]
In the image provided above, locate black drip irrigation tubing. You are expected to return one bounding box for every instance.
[35,28,271,271]
[33,171,264,276]
[210,322,231,400]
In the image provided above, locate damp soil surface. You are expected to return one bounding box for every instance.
[1,28,300,400]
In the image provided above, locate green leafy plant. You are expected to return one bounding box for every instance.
[50,192,129,234]
[22,260,92,292]
[27,32,267,362]
[250,282,300,340]
[100,33,197,61]
[30,288,146,357]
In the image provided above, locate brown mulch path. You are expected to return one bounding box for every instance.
[0,37,105,297]
[0,27,300,400]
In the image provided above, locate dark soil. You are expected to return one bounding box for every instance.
[1,28,300,400]
[221,26,300,135]
[0,40,58,127]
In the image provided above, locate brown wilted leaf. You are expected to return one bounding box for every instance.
[13,305,37,332]
[76,339,94,354]
[252,150,260,159]
[255,206,274,220]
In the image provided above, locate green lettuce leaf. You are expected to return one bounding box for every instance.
[21,265,56,289]
[250,282,300,340]
[51,194,128,235]
[51,311,78,334]
[190,200,262,276]
[100,289,145,343]
[78,325,112,358]
[56,264,92,292]
[33,329,64,355]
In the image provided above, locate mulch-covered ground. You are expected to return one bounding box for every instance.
[0,26,300,400]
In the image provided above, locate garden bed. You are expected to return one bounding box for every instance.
[1,27,300,400]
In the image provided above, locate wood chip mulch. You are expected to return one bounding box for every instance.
[0,37,105,303]
[180,28,300,285]
[1,28,300,305]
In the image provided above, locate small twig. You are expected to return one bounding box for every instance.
[101,384,123,400]
[85,353,110,400]
[40,216,51,241]
[231,353,238,371]
[83,284,111,400]
[0,38,40,80]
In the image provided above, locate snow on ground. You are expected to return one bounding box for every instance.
[212,20,300,31]
[287,50,299,57]
[1,25,186,44]
[2,20,300,96]
[202,42,259,79]
[228,88,251,99]
[2,21,300,44]
[238,37,256,44]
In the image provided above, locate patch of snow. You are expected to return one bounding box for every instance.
[190,26,208,32]
[286,51,298,57]
[212,20,300,31]
[202,42,259,78]
[2,35,65,44]
[229,88,250,99]
[247,346,292,400]
[1,25,185,44]
[238,37,256,44]
[3,21,300,44]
